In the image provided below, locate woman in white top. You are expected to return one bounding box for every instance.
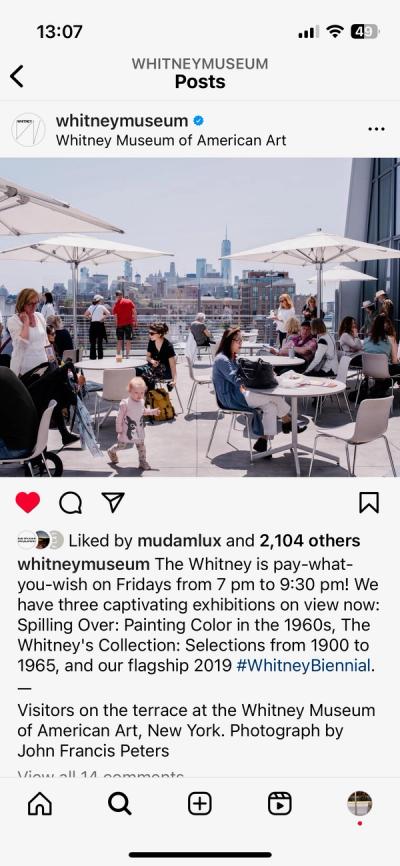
[84,294,111,360]
[338,317,363,354]
[8,288,79,446]
[41,292,56,321]
[305,318,338,377]
[8,289,49,377]
[272,293,296,347]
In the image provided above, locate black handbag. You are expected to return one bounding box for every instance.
[237,357,277,390]
[136,361,168,390]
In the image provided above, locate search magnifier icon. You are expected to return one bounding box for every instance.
[108,791,132,816]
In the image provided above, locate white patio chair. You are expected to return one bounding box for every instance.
[309,396,396,477]
[313,355,354,422]
[186,357,213,413]
[206,397,269,464]
[62,348,81,364]
[94,368,133,437]
[196,344,214,363]
[0,400,61,476]
[184,331,197,363]
[242,329,258,339]
[356,352,400,409]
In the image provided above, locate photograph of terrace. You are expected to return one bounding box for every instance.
[1,157,399,478]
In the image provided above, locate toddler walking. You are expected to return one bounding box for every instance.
[107,376,159,469]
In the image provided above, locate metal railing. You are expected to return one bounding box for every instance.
[2,311,336,354]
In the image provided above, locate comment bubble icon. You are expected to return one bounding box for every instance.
[59,492,83,515]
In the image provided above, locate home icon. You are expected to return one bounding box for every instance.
[28,792,52,816]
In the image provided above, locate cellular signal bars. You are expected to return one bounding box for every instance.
[298,26,320,38]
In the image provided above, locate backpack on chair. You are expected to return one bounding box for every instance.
[146,387,176,422]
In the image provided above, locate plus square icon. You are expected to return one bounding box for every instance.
[188,791,212,816]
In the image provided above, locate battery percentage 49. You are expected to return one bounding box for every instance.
[351,24,379,39]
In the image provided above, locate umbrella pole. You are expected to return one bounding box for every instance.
[72,257,78,348]
[316,262,323,317]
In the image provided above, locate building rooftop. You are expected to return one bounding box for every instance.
[1,353,399,478]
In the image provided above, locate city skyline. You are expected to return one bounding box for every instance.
[0,158,351,300]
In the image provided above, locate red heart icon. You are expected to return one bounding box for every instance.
[16,492,41,513]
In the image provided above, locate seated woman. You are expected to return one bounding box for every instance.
[190,312,215,347]
[339,317,362,354]
[269,317,300,354]
[281,317,300,348]
[136,322,177,389]
[304,318,338,377]
[384,317,398,342]
[46,315,73,361]
[363,314,400,396]
[46,325,59,367]
[7,288,79,446]
[212,327,306,454]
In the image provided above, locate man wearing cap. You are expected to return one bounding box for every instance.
[376,289,394,322]
[360,300,376,337]
[84,295,111,360]
[112,290,137,359]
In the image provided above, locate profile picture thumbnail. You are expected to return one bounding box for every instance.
[347,791,373,816]
[18,530,50,550]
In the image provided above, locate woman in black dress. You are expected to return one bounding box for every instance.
[136,322,177,387]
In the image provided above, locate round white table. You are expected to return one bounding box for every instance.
[249,379,347,476]
[240,341,266,355]
[250,353,304,368]
[80,357,143,371]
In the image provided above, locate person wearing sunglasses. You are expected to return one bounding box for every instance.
[137,322,177,388]
[213,327,306,454]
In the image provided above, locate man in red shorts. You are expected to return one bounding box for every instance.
[112,289,137,359]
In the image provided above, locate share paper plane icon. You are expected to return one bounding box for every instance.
[101,492,125,514]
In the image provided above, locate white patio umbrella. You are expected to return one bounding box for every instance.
[0,235,173,344]
[0,177,123,235]
[308,266,377,284]
[223,229,400,314]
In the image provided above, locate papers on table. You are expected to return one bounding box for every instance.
[279,373,337,389]
[280,372,306,388]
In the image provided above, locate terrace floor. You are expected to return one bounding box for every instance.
[2,355,400,478]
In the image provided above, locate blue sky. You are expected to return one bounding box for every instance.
[0,158,351,297]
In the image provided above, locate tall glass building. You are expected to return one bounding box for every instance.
[124,259,133,282]
[221,228,232,283]
[342,158,400,328]
[196,258,207,279]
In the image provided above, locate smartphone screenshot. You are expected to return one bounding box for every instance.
[0,2,398,863]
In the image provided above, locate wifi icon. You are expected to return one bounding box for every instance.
[326,24,344,38]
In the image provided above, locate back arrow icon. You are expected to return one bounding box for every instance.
[10,65,24,88]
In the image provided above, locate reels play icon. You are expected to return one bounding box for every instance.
[268,792,292,815]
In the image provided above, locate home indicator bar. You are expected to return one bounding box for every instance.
[129,854,272,859]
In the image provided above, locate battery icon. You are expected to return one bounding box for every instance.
[351,24,379,39]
